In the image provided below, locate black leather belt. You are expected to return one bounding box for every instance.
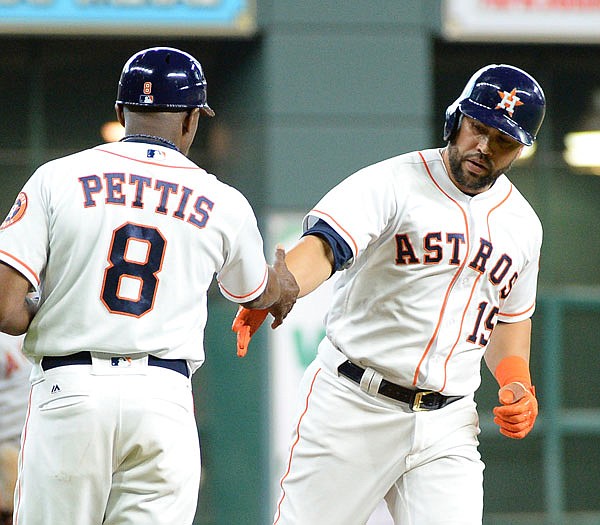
[41,351,189,378]
[338,360,463,411]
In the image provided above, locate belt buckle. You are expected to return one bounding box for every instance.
[411,390,435,412]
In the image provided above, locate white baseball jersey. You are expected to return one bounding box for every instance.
[0,141,268,373]
[305,148,542,396]
[0,333,30,445]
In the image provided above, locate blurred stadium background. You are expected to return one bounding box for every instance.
[1,1,599,524]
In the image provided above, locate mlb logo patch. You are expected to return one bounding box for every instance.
[139,94,154,104]
[111,356,132,367]
[147,149,166,160]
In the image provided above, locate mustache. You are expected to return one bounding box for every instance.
[464,153,493,171]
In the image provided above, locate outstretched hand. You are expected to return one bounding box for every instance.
[493,382,538,439]
[231,245,299,357]
[269,245,299,329]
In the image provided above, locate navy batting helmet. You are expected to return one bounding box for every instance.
[443,64,545,146]
[116,47,215,117]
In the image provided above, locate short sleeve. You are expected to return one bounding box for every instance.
[0,169,50,291]
[216,200,268,304]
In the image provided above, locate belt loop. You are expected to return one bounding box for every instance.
[359,367,383,396]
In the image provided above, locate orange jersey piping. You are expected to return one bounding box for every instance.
[218,264,269,300]
[310,209,359,256]
[440,182,515,390]
[94,147,203,170]
[0,249,40,286]
[273,367,321,524]
[13,386,33,524]
[412,151,471,386]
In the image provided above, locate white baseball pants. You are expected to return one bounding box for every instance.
[14,356,200,525]
[273,352,484,525]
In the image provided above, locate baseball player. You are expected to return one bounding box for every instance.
[0,47,298,525]
[233,64,545,524]
[0,333,30,525]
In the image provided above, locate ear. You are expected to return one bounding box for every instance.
[179,109,201,155]
[115,104,125,127]
[182,108,200,135]
[515,145,525,160]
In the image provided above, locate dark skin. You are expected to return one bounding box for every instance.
[243,246,300,328]
[114,105,201,156]
[0,106,299,335]
[0,263,35,335]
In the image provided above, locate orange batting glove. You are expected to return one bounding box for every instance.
[492,356,538,439]
[231,306,269,357]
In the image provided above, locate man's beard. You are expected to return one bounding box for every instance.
[446,143,514,194]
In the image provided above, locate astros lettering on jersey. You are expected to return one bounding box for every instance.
[306,148,541,396]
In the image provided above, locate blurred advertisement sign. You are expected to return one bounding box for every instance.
[0,0,255,36]
[443,0,600,42]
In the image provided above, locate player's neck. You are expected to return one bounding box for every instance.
[120,134,180,152]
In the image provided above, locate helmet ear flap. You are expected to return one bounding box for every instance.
[443,107,463,143]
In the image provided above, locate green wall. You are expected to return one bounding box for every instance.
[193,295,269,524]
[260,0,438,210]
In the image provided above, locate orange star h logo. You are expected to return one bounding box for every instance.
[495,88,524,117]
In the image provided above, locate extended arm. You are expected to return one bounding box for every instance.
[484,319,538,439]
[484,318,531,374]
[241,245,300,323]
[0,262,36,335]
[232,236,334,356]
[282,234,334,298]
